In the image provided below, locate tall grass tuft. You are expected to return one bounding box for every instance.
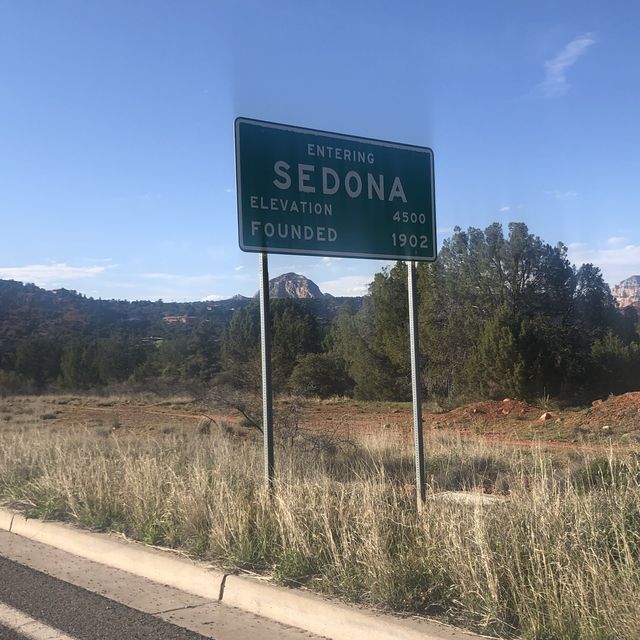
[0,421,639,639]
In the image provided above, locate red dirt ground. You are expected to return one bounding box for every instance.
[6,392,640,448]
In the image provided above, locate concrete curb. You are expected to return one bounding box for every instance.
[0,508,485,640]
[2,510,223,600]
[222,574,479,640]
[0,509,14,532]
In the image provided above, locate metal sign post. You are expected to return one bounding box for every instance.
[408,261,426,510]
[259,252,275,491]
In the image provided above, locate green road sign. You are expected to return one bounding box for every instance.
[235,118,436,261]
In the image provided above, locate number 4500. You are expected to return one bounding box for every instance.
[392,210,426,224]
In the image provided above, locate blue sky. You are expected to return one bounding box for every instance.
[1,0,639,301]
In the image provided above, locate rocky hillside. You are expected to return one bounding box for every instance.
[612,275,640,308]
[265,273,325,299]
[0,277,359,351]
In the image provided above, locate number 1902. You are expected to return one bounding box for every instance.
[391,233,428,249]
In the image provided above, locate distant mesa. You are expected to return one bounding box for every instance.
[254,272,324,299]
[612,275,640,309]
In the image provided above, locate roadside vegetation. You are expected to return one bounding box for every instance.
[2,220,640,638]
[1,398,639,640]
[2,222,640,407]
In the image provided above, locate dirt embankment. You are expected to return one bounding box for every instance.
[428,394,640,443]
[298,394,640,447]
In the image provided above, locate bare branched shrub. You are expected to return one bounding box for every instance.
[205,386,355,457]
[205,385,263,433]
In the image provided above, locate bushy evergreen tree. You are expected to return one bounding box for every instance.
[15,337,62,386]
[337,222,637,403]
[60,340,99,388]
[329,265,413,400]
[220,300,323,391]
[463,305,524,399]
[289,353,353,397]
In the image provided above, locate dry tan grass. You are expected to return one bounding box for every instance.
[0,399,639,639]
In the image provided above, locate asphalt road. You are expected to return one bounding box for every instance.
[0,530,323,640]
[0,623,25,640]
[0,555,210,640]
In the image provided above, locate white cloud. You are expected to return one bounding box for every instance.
[234,265,245,271]
[321,257,343,266]
[539,33,596,97]
[0,263,110,287]
[567,242,640,285]
[202,294,225,302]
[607,236,627,246]
[499,206,511,212]
[319,275,372,297]
[547,189,578,200]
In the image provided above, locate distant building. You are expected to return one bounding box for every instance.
[162,314,195,325]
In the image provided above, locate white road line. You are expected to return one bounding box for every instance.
[0,602,78,640]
